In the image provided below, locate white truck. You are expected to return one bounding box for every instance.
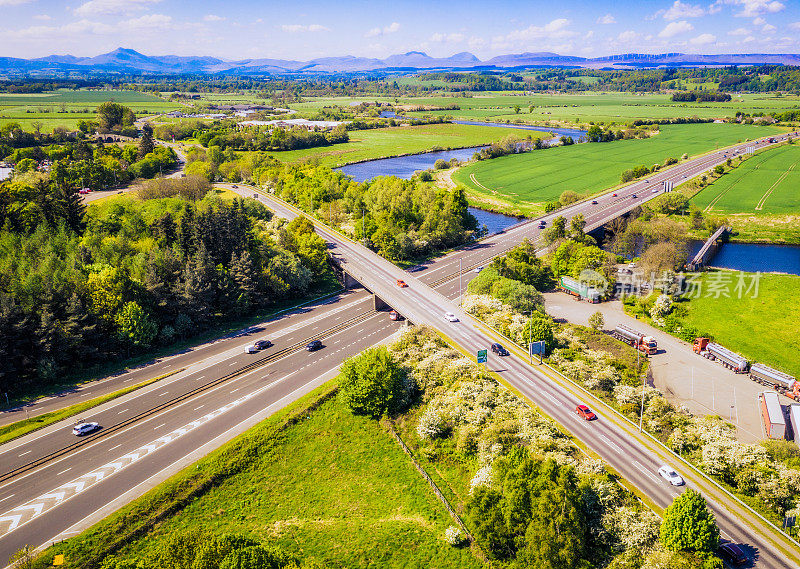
[760,391,786,440]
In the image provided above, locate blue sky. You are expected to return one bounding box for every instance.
[1,0,799,60]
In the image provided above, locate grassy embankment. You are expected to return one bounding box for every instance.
[677,271,800,378]
[0,89,177,131]
[689,143,800,243]
[40,380,482,569]
[273,122,545,168]
[452,123,784,216]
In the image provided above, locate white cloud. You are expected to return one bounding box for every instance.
[658,20,694,37]
[0,0,33,5]
[33,14,52,20]
[715,0,785,17]
[468,36,485,49]
[429,32,465,43]
[75,0,160,16]
[597,14,616,24]
[752,16,766,24]
[762,23,776,31]
[728,27,749,34]
[491,18,575,49]
[203,14,224,22]
[281,23,329,33]
[617,30,640,42]
[10,18,116,38]
[690,32,716,44]
[663,1,705,20]
[124,13,171,29]
[790,21,800,30]
[365,22,400,38]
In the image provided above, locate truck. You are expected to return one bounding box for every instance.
[558,276,600,303]
[612,324,658,355]
[692,338,749,373]
[760,391,786,439]
[789,405,800,446]
[750,363,798,395]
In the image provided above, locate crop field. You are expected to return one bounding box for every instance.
[452,123,784,215]
[681,272,800,378]
[49,384,480,569]
[274,122,545,167]
[691,144,800,215]
[0,89,177,131]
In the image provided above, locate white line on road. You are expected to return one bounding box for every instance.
[598,434,623,454]
[153,424,165,430]
[540,391,562,407]
[117,409,129,415]
[158,392,169,397]
[632,460,660,484]
[18,451,31,457]
[108,445,121,452]
[0,494,14,504]
[194,405,204,411]
[57,468,71,476]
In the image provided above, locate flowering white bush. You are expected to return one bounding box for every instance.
[613,384,639,406]
[444,525,465,546]
[649,294,672,321]
[602,506,662,551]
[470,465,493,492]
[417,407,446,439]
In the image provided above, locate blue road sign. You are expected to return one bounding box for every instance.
[477,349,488,364]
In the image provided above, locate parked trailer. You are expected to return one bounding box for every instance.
[612,324,658,355]
[750,363,796,392]
[790,405,800,446]
[692,338,749,373]
[558,276,600,303]
[760,391,786,440]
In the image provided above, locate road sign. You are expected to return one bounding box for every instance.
[529,341,546,356]
[477,349,488,364]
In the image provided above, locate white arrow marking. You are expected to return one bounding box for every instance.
[39,491,66,503]
[61,481,86,493]
[15,502,44,516]
[0,515,22,531]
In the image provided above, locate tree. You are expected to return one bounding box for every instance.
[466,487,514,559]
[96,102,135,132]
[588,311,604,331]
[527,316,555,353]
[542,216,567,246]
[116,301,158,348]
[339,346,407,418]
[660,489,720,553]
[8,545,39,569]
[138,124,155,159]
[514,105,521,114]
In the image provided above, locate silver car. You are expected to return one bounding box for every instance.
[73,422,100,436]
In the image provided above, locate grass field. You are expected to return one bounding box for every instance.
[680,271,800,378]
[452,123,784,215]
[691,144,800,215]
[0,89,178,131]
[274,122,545,167]
[49,383,481,569]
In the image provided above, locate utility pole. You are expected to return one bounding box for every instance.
[459,258,463,306]
[638,348,645,432]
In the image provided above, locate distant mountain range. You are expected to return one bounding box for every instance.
[2,47,800,76]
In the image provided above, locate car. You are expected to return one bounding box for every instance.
[473,266,483,273]
[652,187,659,193]
[591,200,598,205]
[658,465,685,486]
[245,339,272,353]
[644,179,649,183]
[491,343,509,356]
[306,340,322,351]
[612,193,618,197]
[389,310,402,321]
[231,184,238,188]
[444,312,459,322]
[73,422,100,436]
[396,279,408,288]
[575,405,596,420]
[631,194,637,198]
[717,542,748,565]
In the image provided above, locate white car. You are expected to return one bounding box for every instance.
[652,187,659,193]
[444,312,459,322]
[73,422,100,436]
[473,266,483,273]
[658,465,684,486]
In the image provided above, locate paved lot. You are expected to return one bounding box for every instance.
[543,292,781,443]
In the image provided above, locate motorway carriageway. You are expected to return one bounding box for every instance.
[0,132,794,565]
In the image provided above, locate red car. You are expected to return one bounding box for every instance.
[396,279,408,288]
[575,405,597,421]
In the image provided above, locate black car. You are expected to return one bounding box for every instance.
[306,340,323,352]
[491,343,509,356]
[254,339,272,350]
[717,543,747,565]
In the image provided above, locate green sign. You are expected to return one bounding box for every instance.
[477,349,488,364]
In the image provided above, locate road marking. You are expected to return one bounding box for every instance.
[632,460,661,484]
[0,495,13,504]
[153,424,165,430]
[230,388,239,394]
[18,451,31,457]
[158,392,169,396]
[194,405,204,411]
[196,375,206,381]
[108,444,121,452]
[57,468,71,476]
[117,408,129,414]
[540,392,562,407]
[598,434,623,454]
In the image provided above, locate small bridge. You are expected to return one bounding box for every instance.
[686,226,730,271]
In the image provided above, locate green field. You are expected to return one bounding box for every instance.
[453,123,784,214]
[691,144,800,214]
[681,272,800,378]
[49,383,480,569]
[274,122,546,167]
[0,89,178,131]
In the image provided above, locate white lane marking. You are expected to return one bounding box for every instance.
[117,408,129,415]
[158,391,169,397]
[18,451,31,457]
[598,434,623,455]
[540,391,562,407]
[108,444,121,452]
[0,379,283,537]
[230,388,239,394]
[57,468,71,476]
[196,375,206,381]
[194,405,204,411]
[0,495,13,504]
[632,460,661,484]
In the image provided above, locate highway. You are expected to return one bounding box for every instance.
[0,132,796,567]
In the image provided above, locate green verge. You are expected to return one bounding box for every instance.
[39,380,482,569]
[0,369,182,446]
[453,123,784,215]
[272,122,545,167]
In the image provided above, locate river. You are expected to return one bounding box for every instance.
[0,167,11,181]
[690,241,800,276]
[336,146,488,183]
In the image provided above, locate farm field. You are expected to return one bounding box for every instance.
[453,123,784,215]
[0,89,177,131]
[691,143,800,215]
[398,92,800,124]
[680,272,800,379]
[47,383,481,569]
[274,122,545,167]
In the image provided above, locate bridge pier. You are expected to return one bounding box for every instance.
[687,226,730,271]
[373,295,387,311]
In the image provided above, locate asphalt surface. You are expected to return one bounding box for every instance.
[0,132,795,567]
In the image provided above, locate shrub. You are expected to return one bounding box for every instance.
[339,346,408,418]
[444,526,466,546]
